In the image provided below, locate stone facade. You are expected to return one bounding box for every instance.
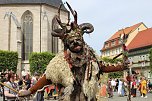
[0,4,68,75]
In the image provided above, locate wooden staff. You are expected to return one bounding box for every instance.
[113,53,123,60]
[120,32,131,101]
[0,81,19,94]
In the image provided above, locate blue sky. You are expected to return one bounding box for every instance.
[62,0,152,55]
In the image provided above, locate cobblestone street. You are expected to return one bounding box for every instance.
[105,91,152,101]
[0,91,151,101]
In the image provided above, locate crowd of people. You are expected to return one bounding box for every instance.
[0,70,152,101]
[0,70,62,101]
[99,75,152,99]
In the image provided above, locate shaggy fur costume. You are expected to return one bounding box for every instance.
[45,50,99,100]
[45,51,74,87]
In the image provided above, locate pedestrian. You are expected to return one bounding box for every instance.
[111,78,116,92]
[107,78,113,98]
[124,80,128,96]
[118,79,123,96]
[148,80,152,92]
[115,79,119,92]
[138,77,142,96]
[121,79,125,97]
[131,79,137,97]
[100,83,107,97]
[140,77,148,98]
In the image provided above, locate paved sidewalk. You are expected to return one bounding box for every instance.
[0,91,151,101]
[107,91,152,101]
[0,96,58,101]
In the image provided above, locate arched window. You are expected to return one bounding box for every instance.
[21,11,33,60]
[51,17,59,53]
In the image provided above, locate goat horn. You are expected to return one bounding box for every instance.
[79,23,94,34]
[58,3,63,19]
[66,2,77,24]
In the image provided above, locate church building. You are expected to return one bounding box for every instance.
[0,0,69,74]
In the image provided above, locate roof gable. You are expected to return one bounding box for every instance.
[108,22,144,41]
[101,22,147,51]
[127,28,152,50]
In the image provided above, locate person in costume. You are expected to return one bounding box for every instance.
[140,77,148,98]
[19,2,128,101]
[18,63,127,96]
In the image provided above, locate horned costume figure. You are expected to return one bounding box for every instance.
[19,2,128,101]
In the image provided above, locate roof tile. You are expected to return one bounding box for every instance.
[101,22,144,51]
[127,28,152,50]
[108,22,143,41]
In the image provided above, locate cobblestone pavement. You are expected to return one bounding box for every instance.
[0,96,58,101]
[99,91,152,101]
[0,92,151,101]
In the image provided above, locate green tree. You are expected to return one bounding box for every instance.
[108,71,123,78]
[29,52,55,75]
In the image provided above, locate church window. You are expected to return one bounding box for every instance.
[51,17,59,53]
[21,11,33,60]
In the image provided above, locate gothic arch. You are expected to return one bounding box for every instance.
[21,10,33,60]
[51,17,59,53]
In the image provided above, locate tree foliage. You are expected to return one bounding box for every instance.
[0,50,18,72]
[29,52,55,75]
[108,71,123,78]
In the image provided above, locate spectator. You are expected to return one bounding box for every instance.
[131,79,137,97]
[14,74,20,90]
[99,83,107,98]
[115,79,119,92]
[138,77,142,96]
[124,80,128,96]
[148,80,152,92]
[24,74,31,90]
[107,78,113,98]
[18,77,23,90]
[22,75,27,90]
[118,79,123,96]
[31,72,40,86]
[14,74,19,84]
[121,79,125,97]
[4,73,18,101]
[141,77,148,98]
[111,78,116,92]
[21,69,27,77]
[4,73,9,82]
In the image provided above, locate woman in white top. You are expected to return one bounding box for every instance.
[118,79,123,96]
